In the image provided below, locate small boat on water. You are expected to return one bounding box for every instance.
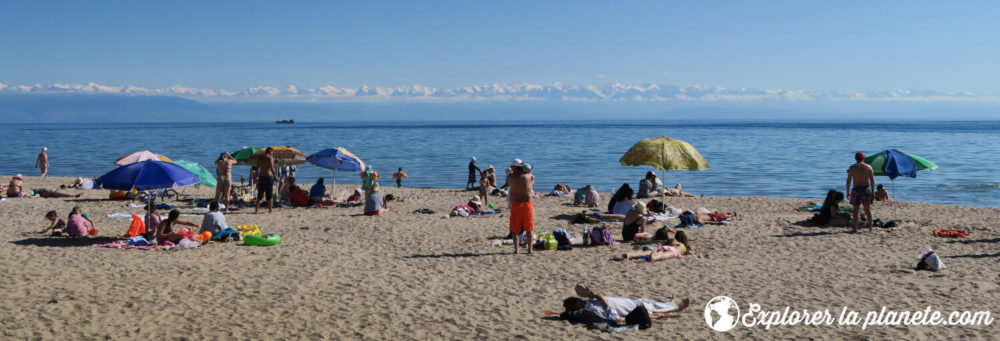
[276,119,295,124]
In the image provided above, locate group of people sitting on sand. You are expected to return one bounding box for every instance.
[42,206,96,237]
[636,172,694,198]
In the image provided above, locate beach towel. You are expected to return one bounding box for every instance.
[106,212,133,218]
[94,240,178,250]
[933,228,971,238]
[648,212,678,222]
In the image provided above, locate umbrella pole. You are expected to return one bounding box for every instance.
[332,169,337,197]
[661,169,666,200]
[891,179,897,220]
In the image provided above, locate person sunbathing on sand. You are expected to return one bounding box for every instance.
[548,183,573,196]
[156,209,200,243]
[574,211,625,224]
[623,230,694,262]
[692,207,738,225]
[661,183,695,197]
[560,285,690,327]
[30,186,82,198]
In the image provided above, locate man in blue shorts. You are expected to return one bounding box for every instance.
[846,152,876,233]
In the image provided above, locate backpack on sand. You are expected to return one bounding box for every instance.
[590,227,617,246]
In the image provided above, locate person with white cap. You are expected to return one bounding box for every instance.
[466,157,481,190]
[507,158,535,254]
[36,147,49,177]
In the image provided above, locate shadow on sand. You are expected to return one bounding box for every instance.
[404,252,509,259]
[947,237,1000,245]
[11,236,120,247]
[949,252,1000,259]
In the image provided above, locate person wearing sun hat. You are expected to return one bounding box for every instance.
[6,174,25,197]
[507,158,535,254]
[466,157,481,190]
[363,183,387,215]
[622,201,652,241]
[468,195,483,211]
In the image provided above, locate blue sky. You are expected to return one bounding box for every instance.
[1,1,998,94]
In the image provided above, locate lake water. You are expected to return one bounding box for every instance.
[1,120,997,207]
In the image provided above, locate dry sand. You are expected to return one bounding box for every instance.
[0,175,997,340]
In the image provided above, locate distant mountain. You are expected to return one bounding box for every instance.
[0,93,997,123]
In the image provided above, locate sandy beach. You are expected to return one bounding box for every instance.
[0,175,996,340]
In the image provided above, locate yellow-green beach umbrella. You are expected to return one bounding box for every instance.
[620,137,708,198]
[619,136,709,171]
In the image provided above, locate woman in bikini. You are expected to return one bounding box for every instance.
[31,186,82,198]
[623,230,695,262]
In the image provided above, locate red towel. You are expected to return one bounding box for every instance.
[933,228,971,238]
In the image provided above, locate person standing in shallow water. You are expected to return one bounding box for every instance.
[466,157,481,190]
[846,152,875,233]
[393,167,407,188]
[36,147,49,177]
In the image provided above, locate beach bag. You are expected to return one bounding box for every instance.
[552,229,573,250]
[590,227,617,246]
[127,214,145,237]
[573,188,587,205]
[538,233,558,250]
[916,248,946,271]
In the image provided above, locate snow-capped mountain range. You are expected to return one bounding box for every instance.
[0,81,996,102]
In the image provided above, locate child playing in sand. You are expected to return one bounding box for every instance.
[392,167,407,188]
[43,210,66,236]
[65,206,94,237]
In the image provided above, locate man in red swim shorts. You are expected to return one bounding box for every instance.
[507,159,535,254]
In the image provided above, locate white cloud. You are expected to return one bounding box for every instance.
[1,80,998,103]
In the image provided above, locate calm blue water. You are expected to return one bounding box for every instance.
[1,120,997,207]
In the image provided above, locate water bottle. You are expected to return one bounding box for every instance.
[583,227,591,246]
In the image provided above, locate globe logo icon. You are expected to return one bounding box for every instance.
[704,296,740,332]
